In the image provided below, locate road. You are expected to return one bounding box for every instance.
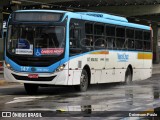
[0,74,160,120]
[0,74,3,79]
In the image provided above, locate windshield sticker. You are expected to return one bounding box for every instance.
[41,48,64,55]
[17,39,30,49]
[16,49,33,55]
[35,48,64,56]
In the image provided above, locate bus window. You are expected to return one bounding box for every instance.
[107,37,115,49]
[135,30,143,50]
[126,29,135,50]
[135,30,143,40]
[85,23,93,34]
[106,26,115,37]
[85,22,94,47]
[116,38,125,49]
[94,23,105,49]
[85,35,93,47]
[116,27,125,49]
[106,25,116,49]
[94,37,106,49]
[126,29,134,38]
[69,20,82,56]
[128,40,134,49]
[143,31,151,51]
[70,28,79,48]
[94,24,104,35]
[144,31,151,41]
[135,40,143,50]
[144,41,151,50]
[116,27,125,38]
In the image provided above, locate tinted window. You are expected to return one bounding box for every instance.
[106,26,115,37]
[94,24,104,35]
[144,31,151,40]
[116,38,125,49]
[135,40,143,49]
[135,30,143,39]
[144,41,151,50]
[107,37,115,49]
[128,39,134,49]
[126,29,134,38]
[116,27,125,37]
[85,23,93,34]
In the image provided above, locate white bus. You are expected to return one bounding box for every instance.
[4,10,152,94]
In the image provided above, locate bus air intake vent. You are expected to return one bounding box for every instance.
[12,74,56,81]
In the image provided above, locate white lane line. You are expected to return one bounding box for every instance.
[6,96,47,104]
[28,108,55,111]
[131,107,143,111]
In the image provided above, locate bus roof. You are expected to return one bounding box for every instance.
[15,9,68,13]
[14,10,150,30]
[77,12,128,22]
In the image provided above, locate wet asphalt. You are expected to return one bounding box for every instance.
[1,74,160,120]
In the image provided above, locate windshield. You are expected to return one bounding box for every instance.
[7,25,65,57]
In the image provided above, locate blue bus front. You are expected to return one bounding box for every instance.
[4,10,70,86]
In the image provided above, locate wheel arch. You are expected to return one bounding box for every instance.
[83,65,91,85]
[127,64,133,77]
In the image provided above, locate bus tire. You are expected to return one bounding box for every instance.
[75,69,89,92]
[24,83,39,95]
[125,68,132,84]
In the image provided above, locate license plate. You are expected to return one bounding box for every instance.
[28,74,39,78]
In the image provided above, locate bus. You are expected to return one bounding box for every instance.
[4,10,152,94]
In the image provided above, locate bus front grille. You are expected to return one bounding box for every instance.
[12,74,56,81]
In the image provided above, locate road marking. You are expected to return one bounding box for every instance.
[29,108,55,111]
[6,96,47,104]
[131,107,143,111]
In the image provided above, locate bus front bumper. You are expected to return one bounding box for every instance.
[4,66,69,85]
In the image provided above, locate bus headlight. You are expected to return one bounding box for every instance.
[56,64,66,72]
[5,61,12,70]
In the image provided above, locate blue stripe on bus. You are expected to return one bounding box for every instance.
[5,49,152,73]
[5,56,68,73]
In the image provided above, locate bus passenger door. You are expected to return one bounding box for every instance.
[89,51,106,84]
[68,19,83,85]
[90,41,106,83]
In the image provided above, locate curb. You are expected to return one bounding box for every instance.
[0,80,21,86]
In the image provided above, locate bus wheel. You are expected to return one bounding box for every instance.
[125,68,132,84]
[75,69,89,92]
[24,83,39,95]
